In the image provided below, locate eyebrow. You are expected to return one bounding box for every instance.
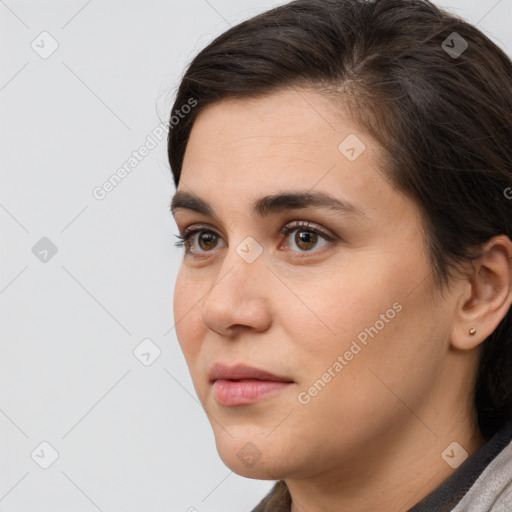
[170,189,367,221]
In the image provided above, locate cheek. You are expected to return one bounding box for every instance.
[282,256,403,352]
[289,299,436,453]
[290,247,438,401]
[173,269,205,364]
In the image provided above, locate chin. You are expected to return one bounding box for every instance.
[217,447,285,480]
[213,431,296,480]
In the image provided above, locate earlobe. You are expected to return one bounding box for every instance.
[450,235,512,351]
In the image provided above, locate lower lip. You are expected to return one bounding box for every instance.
[212,379,292,406]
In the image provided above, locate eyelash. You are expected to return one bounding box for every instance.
[173,221,336,256]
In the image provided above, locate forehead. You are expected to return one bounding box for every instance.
[184,89,373,179]
[177,87,408,226]
[185,88,345,160]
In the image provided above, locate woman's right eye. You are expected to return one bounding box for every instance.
[174,227,225,254]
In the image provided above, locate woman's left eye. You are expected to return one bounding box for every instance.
[173,221,336,255]
[279,221,335,253]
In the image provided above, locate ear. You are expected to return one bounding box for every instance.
[451,235,512,351]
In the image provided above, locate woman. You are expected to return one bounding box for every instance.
[167,0,512,510]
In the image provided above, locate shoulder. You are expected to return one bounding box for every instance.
[452,432,512,511]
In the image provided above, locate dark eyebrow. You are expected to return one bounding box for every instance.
[170,189,367,220]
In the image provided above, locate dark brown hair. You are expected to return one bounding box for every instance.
[167,0,512,442]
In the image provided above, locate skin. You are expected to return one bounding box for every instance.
[171,87,512,512]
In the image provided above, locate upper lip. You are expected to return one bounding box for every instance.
[208,362,294,383]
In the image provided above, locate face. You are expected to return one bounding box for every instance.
[171,87,460,481]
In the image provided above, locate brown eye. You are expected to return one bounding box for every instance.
[294,230,318,251]
[281,221,335,253]
[197,232,218,251]
[174,227,226,255]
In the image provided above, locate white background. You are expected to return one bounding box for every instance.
[1,1,511,510]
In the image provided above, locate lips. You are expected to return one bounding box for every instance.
[208,362,294,383]
[208,363,295,406]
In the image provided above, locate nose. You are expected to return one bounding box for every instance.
[199,245,272,338]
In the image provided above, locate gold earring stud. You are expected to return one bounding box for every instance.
[469,328,476,335]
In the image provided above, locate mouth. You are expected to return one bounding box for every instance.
[211,378,293,406]
[208,363,294,406]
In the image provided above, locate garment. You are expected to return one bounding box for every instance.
[250,418,512,512]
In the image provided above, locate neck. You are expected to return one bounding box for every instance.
[287,414,486,512]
